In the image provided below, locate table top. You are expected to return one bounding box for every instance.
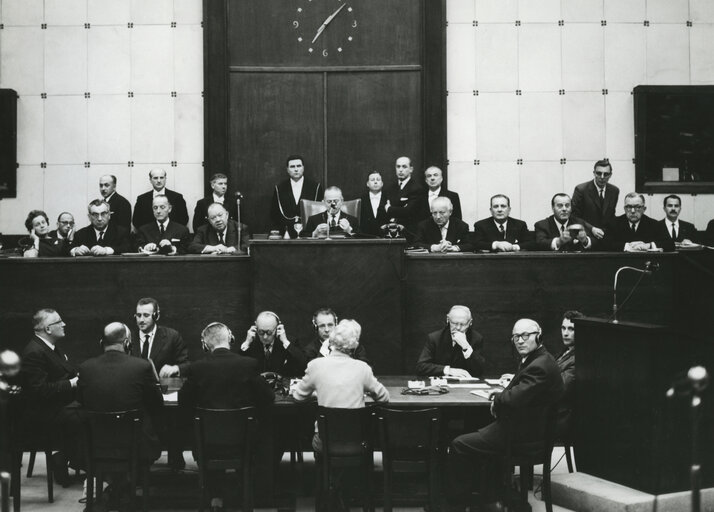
[160,375,498,408]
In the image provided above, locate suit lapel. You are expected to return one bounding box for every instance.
[150,327,166,360]
[35,336,74,373]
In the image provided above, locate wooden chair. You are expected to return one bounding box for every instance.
[315,406,374,512]
[500,403,559,512]
[8,425,54,512]
[376,407,441,512]
[83,409,150,512]
[193,407,257,512]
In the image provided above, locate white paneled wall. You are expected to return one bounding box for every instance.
[446,0,714,228]
[0,0,204,233]
[1,1,713,233]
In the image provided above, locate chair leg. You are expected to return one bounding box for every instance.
[11,452,21,512]
[382,459,392,512]
[565,444,574,473]
[519,466,530,510]
[142,466,149,512]
[26,452,35,478]
[85,469,94,512]
[43,451,53,503]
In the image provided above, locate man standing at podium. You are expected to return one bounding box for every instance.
[447,318,563,509]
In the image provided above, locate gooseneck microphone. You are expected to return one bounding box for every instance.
[235,191,243,253]
[611,260,659,323]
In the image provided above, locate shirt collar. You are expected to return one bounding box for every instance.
[494,219,508,229]
[593,179,606,193]
[104,191,116,201]
[429,187,441,197]
[94,227,106,237]
[36,334,55,351]
[212,193,224,203]
[152,188,166,198]
[141,325,157,341]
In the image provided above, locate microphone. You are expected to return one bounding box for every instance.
[666,366,709,398]
[234,191,243,200]
[612,261,659,323]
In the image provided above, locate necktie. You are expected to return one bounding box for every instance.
[141,334,149,359]
[264,345,271,360]
[330,216,337,228]
[498,224,505,239]
[97,231,104,243]
[159,223,165,236]
[560,224,565,235]
[631,222,637,233]
[218,232,225,244]
[671,223,677,240]
[599,188,604,201]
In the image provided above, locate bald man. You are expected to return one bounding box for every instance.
[188,203,250,254]
[448,319,563,508]
[78,323,163,461]
[132,168,189,230]
[413,196,474,252]
[415,305,485,378]
[239,312,308,377]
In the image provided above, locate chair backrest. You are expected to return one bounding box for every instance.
[299,199,362,225]
[377,407,440,460]
[84,409,142,462]
[299,200,327,225]
[316,406,373,457]
[193,407,257,462]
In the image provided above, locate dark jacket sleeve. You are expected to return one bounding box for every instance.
[534,220,555,251]
[415,333,443,376]
[172,332,191,375]
[188,227,209,253]
[494,362,550,411]
[462,332,485,377]
[142,360,164,412]
[284,342,309,377]
[453,221,474,252]
[571,184,585,221]
[171,193,189,227]
[22,349,75,404]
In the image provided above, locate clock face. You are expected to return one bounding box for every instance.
[293,0,358,57]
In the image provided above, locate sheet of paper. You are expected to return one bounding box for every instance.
[163,391,178,403]
[448,383,490,389]
[470,390,493,399]
[485,379,502,385]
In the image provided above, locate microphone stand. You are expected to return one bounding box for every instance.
[234,191,242,253]
[611,261,657,323]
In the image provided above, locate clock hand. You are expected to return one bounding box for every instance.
[311,3,348,44]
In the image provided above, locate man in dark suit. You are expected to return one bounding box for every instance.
[130,297,189,378]
[555,310,583,438]
[130,297,189,469]
[48,212,75,243]
[414,197,474,252]
[416,305,485,378]
[20,309,80,486]
[192,173,239,232]
[658,194,698,244]
[359,171,390,236]
[78,322,163,460]
[473,194,534,252]
[302,186,359,238]
[189,203,249,254]
[132,168,189,230]
[448,319,564,508]
[535,193,594,251]
[70,199,130,256]
[180,322,275,512]
[302,307,370,365]
[239,311,307,378]
[136,195,191,254]
[384,156,425,241]
[99,174,132,233]
[604,192,674,252]
[417,166,462,222]
[270,155,323,238]
[571,159,620,240]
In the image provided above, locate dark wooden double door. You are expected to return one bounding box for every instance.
[205,0,445,232]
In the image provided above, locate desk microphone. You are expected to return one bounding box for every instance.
[611,261,659,323]
[666,366,709,398]
[234,190,243,200]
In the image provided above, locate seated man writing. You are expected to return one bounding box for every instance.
[302,186,359,238]
[413,197,473,253]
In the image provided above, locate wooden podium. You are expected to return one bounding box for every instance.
[575,317,714,494]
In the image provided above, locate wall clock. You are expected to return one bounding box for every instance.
[293,0,358,57]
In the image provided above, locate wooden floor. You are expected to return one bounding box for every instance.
[11,450,576,511]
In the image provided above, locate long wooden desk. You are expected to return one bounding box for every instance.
[0,244,711,375]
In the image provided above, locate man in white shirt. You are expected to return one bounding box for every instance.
[192,173,239,232]
[270,154,323,237]
[420,166,462,221]
[658,194,697,244]
[48,212,75,242]
[132,168,189,229]
[359,171,391,236]
[384,156,425,240]
[70,199,130,256]
[136,195,191,254]
[99,174,132,232]
[534,193,593,251]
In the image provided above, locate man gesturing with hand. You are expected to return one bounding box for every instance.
[415,305,485,378]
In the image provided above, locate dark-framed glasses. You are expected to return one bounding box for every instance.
[511,331,538,342]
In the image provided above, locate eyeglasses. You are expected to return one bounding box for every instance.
[511,331,539,342]
[47,319,64,327]
[325,199,341,205]
[257,329,276,336]
[624,205,644,211]
[594,172,612,178]
[89,212,110,218]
